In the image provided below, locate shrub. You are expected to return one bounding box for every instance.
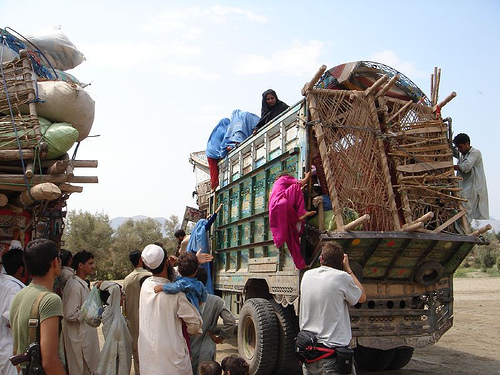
[478,247,496,270]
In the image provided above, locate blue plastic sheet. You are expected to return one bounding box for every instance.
[206,110,259,160]
[206,118,230,159]
[186,219,214,294]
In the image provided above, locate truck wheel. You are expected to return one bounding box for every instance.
[354,345,396,371]
[238,298,278,375]
[270,300,301,374]
[387,347,414,370]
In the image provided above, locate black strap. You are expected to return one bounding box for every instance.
[28,291,49,344]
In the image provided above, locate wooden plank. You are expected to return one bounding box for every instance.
[396,161,453,173]
[395,126,444,136]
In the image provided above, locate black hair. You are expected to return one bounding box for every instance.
[199,361,222,375]
[174,229,186,239]
[177,252,199,277]
[195,266,208,286]
[221,355,249,375]
[129,250,142,267]
[321,242,344,270]
[139,275,151,287]
[23,239,59,276]
[453,133,470,146]
[59,249,73,267]
[2,248,24,276]
[72,250,94,271]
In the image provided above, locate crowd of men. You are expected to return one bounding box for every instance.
[0,237,237,375]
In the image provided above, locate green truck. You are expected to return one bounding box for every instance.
[188,62,489,374]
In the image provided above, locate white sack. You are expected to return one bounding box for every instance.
[22,81,95,141]
[25,27,85,71]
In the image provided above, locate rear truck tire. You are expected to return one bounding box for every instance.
[386,347,414,370]
[354,345,396,371]
[270,300,301,374]
[238,298,279,375]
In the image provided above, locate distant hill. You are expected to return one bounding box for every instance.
[110,216,168,235]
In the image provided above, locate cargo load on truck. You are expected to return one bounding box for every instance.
[0,27,97,248]
[187,61,490,374]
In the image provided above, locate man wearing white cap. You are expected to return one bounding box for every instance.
[138,244,202,375]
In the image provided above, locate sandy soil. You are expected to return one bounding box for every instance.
[215,277,500,375]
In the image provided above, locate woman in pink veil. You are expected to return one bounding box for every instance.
[269,172,316,269]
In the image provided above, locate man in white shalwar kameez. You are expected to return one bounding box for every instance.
[0,249,26,375]
[62,250,100,375]
[138,244,202,375]
[453,133,489,221]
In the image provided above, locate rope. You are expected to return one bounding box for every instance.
[0,38,34,200]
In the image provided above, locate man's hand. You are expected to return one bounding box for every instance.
[168,255,178,267]
[196,250,213,264]
[208,331,224,344]
[342,254,352,274]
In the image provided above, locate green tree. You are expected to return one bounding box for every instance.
[112,218,165,279]
[62,210,114,280]
[163,214,181,254]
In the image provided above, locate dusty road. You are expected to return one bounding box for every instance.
[216,277,500,375]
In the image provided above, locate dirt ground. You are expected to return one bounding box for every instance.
[215,277,500,375]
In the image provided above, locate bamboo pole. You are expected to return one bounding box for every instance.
[433,92,456,112]
[402,212,434,231]
[58,183,83,193]
[366,94,401,230]
[375,74,399,99]
[0,174,98,184]
[431,210,466,233]
[364,74,389,97]
[430,73,435,106]
[62,153,74,177]
[19,50,41,141]
[387,100,413,123]
[0,147,47,161]
[24,162,33,178]
[0,184,26,192]
[301,65,327,95]
[435,67,441,106]
[71,160,98,168]
[403,222,424,232]
[469,224,492,237]
[309,105,345,231]
[47,160,69,175]
[343,214,370,231]
[308,87,360,97]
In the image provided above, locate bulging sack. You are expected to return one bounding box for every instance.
[25,27,85,71]
[21,81,95,141]
[81,286,104,328]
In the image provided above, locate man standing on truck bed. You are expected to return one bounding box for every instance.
[453,133,489,222]
[299,242,366,374]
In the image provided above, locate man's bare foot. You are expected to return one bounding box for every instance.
[299,211,316,221]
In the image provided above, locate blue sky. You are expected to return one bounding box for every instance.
[2,0,499,220]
